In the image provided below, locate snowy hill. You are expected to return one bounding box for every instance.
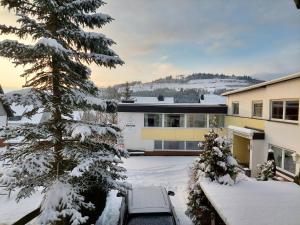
[116,73,263,95]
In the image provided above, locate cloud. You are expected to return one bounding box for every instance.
[0,0,299,88]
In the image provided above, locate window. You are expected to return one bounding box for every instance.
[285,100,299,121]
[252,101,263,117]
[164,141,185,150]
[232,102,239,115]
[270,145,296,174]
[271,101,283,119]
[186,114,207,128]
[271,100,299,121]
[272,145,283,168]
[144,114,162,127]
[154,140,162,150]
[209,114,225,128]
[186,141,201,150]
[164,114,184,127]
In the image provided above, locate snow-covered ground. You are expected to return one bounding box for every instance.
[123,156,195,225]
[0,189,42,225]
[0,156,195,225]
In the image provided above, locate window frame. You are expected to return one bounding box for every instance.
[232,101,239,115]
[269,144,296,176]
[164,113,185,128]
[209,114,225,128]
[163,140,185,150]
[186,113,207,128]
[270,99,299,123]
[144,113,163,127]
[252,100,263,118]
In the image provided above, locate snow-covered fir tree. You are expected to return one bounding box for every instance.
[0,1,127,224]
[186,127,239,225]
[122,82,133,101]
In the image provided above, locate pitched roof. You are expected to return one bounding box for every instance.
[222,72,300,96]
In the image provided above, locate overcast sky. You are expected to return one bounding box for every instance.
[0,0,300,89]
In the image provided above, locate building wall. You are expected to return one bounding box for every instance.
[0,102,7,127]
[226,77,300,176]
[141,128,226,141]
[118,111,226,151]
[232,135,250,165]
[227,78,300,120]
[0,102,7,147]
[225,116,265,130]
[118,112,153,150]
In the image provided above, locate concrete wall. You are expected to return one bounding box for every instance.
[118,112,153,151]
[250,139,265,176]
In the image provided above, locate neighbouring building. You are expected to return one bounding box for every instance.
[222,72,300,179]
[118,95,227,154]
[0,86,14,147]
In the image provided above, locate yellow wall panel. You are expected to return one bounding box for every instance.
[141,128,226,141]
[225,116,265,130]
[232,135,250,165]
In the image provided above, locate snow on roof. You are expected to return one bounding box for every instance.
[222,72,300,96]
[200,94,226,105]
[200,180,300,225]
[228,125,256,135]
[128,94,226,105]
[133,96,174,104]
[128,186,171,214]
[9,104,45,124]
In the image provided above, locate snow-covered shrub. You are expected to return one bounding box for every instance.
[257,149,276,181]
[256,161,276,181]
[186,128,239,225]
[0,1,128,224]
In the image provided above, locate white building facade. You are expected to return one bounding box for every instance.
[118,103,227,152]
[223,72,300,179]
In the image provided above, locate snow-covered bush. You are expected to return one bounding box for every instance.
[257,149,276,181]
[186,129,239,225]
[0,1,127,224]
[256,161,276,181]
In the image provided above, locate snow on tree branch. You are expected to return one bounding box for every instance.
[38,180,93,225]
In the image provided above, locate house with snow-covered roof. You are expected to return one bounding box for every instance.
[118,72,300,180]
[117,94,227,155]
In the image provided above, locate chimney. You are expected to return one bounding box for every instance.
[157,95,164,101]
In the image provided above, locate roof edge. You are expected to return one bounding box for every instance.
[222,72,300,96]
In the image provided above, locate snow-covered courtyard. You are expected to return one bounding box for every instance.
[0,156,196,225]
[124,156,195,225]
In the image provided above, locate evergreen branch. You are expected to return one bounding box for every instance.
[57,0,106,14]
[73,12,113,28]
